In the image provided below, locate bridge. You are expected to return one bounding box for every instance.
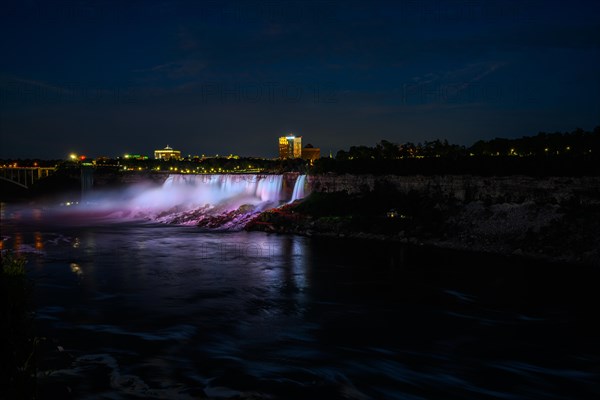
[0,167,56,189]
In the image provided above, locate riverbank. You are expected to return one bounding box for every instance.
[245,176,600,266]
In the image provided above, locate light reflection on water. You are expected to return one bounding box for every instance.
[34,232,44,250]
[2,215,600,399]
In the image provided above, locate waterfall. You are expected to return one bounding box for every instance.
[144,174,285,209]
[290,175,307,203]
[58,174,304,230]
[127,174,288,228]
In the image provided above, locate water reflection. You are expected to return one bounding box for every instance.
[69,262,83,277]
[32,208,42,221]
[1,223,598,400]
[13,232,23,251]
[281,235,310,292]
[34,232,44,250]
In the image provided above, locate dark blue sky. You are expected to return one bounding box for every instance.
[1,0,599,158]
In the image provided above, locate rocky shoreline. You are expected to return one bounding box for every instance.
[245,182,600,267]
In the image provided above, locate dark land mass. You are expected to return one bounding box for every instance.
[246,178,600,267]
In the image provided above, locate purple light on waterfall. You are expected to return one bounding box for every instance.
[290,175,307,203]
[27,174,294,230]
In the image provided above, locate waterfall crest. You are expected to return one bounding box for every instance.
[158,174,284,206]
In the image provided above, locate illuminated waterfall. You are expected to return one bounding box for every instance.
[290,175,307,203]
[161,175,283,205]
[75,174,309,229]
[122,174,286,228]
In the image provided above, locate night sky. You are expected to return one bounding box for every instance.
[1,0,599,159]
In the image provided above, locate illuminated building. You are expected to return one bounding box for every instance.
[301,144,320,163]
[279,135,302,159]
[124,154,148,160]
[154,145,181,161]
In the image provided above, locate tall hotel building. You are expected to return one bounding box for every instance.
[278,135,302,159]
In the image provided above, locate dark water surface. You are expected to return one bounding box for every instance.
[2,208,599,399]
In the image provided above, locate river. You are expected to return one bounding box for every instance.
[2,205,599,399]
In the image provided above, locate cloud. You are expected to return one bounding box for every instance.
[134,60,207,82]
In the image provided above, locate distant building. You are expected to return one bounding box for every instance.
[154,145,181,161]
[279,135,302,159]
[301,144,320,163]
[124,154,148,160]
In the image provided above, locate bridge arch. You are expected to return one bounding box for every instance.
[0,176,29,189]
[0,167,56,189]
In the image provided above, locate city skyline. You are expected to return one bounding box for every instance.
[1,1,599,159]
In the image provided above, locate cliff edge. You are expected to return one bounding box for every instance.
[246,175,600,266]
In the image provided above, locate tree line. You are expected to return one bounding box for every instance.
[334,127,599,160]
[312,127,600,176]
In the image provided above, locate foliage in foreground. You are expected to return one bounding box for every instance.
[1,251,38,399]
[2,251,27,276]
